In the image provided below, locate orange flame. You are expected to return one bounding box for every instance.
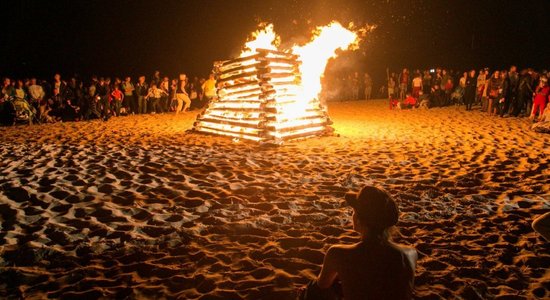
[293,22,360,102]
[208,21,364,141]
[240,23,280,57]
[239,22,361,104]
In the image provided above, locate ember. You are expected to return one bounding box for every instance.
[193,22,362,143]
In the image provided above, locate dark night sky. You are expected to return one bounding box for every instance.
[1,0,549,80]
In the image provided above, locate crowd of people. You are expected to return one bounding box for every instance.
[0,71,218,125]
[321,71,376,102]
[386,67,550,122]
[2,66,549,127]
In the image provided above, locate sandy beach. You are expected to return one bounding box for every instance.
[0,99,549,299]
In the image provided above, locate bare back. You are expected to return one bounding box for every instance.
[323,240,417,300]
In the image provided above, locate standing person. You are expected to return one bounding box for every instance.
[476,69,487,108]
[351,72,360,100]
[110,84,124,116]
[198,77,206,104]
[145,82,166,114]
[159,77,170,113]
[96,77,110,119]
[497,71,509,116]
[503,65,519,117]
[464,70,477,111]
[512,70,528,117]
[364,72,372,100]
[122,77,135,114]
[52,73,66,111]
[85,77,102,121]
[521,69,536,117]
[486,71,503,116]
[66,77,83,120]
[398,68,409,100]
[422,70,432,95]
[193,76,203,106]
[530,76,550,122]
[83,77,98,120]
[387,73,396,100]
[152,70,161,85]
[431,68,442,91]
[441,69,450,91]
[201,73,217,106]
[411,73,422,99]
[189,83,199,109]
[170,78,178,111]
[175,74,191,114]
[300,186,417,300]
[135,76,148,114]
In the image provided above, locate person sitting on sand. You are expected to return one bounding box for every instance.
[531,104,550,133]
[300,186,417,300]
[389,96,399,110]
[532,212,550,241]
[418,91,430,109]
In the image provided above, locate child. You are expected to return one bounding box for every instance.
[110,85,124,116]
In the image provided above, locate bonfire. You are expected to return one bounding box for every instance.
[193,22,362,143]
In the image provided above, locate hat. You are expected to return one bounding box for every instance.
[345,186,399,230]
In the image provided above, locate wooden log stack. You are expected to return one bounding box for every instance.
[193,49,333,143]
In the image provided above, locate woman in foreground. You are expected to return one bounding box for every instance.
[300,186,417,300]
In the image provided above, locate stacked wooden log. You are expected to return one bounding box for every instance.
[193,49,333,143]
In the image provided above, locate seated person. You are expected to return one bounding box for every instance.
[389,97,400,110]
[402,93,417,109]
[300,186,417,300]
[418,91,430,109]
[430,85,445,107]
[532,105,550,133]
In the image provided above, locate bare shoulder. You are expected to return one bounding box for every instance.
[389,242,418,269]
[326,243,359,259]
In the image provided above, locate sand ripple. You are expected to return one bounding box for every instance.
[0,101,549,299]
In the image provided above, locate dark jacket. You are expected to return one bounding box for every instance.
[97,84,109,97]
[464,75,477,98]
[136,82,148,97]
[518,74,534,97]
[487,77,503,99]
[507,72,519,99]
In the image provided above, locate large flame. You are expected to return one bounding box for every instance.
[293,22,359,102]
[199,22,363,142]
[240,24,280,57]
[239,22,360,103]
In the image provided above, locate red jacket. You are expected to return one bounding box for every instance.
[534,85,550,103]
[111,89,124,102]
[404,96,417,106]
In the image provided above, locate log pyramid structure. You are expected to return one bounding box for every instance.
[193,49,333,143]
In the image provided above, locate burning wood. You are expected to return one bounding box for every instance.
[193,22,362,143]
[193,49,333,143]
